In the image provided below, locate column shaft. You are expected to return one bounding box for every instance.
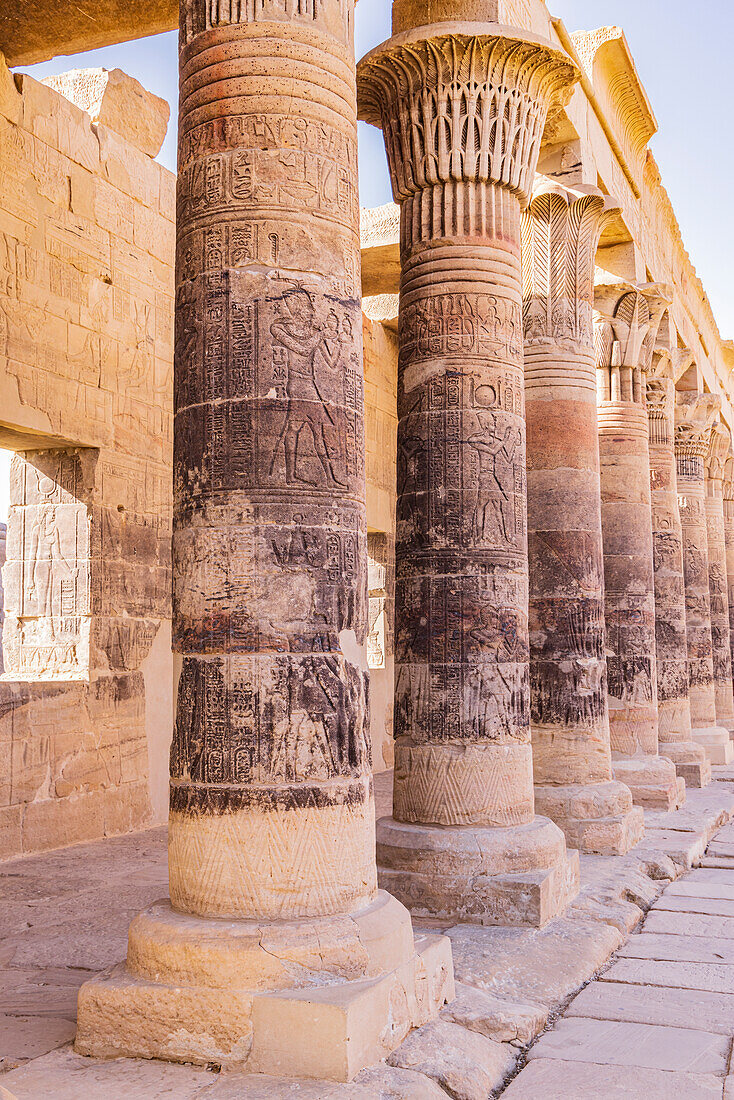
[705,429,734,735]
[676,393,733,765]
[523,185,642,854]
[359,20,580,926]
[75,0,454,1076]
[647,370,710,786]
[596,287,682,810]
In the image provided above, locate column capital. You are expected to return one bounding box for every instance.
[706,420,733,485]
[522,180,618,348]
[357,24,578,208]
[675,391,720,479]
[594,281,671,373]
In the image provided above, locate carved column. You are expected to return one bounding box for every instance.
[705,423,734,734]
[675,393,733,764]
[358,6,580,927]
[75,0,454,1079]
[596,285,684,810]
[522,182,643,854]
[646,351,711,786]
[724,459,734,688]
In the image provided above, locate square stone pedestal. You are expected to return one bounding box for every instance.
[75,892,454,1083]
[692,728,734,765]
[534,781,645,856]
[612,757,686,811]
[376,816,580,927]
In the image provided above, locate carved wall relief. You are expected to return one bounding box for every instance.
[3,451,92,681]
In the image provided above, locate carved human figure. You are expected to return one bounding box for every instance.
[522,182,644,851]
[358,8,581,926]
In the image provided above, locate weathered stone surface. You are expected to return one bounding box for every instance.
[42,68,169,157]
[387,1019,518,1100]
[523,181,644,854]
[676,393,734,765]
[446,916,622,1010]
[704,423,734,733]
[566,977,734,1033]
[602,957,734,994]
[502,1058,723,1099]
[528,1016,729,1073]
[441,981,548,1045]
[0,1046,212,1100]
[596,283,681,810]
[617,929,734,964]
[647,348,711,787]
[358,4,580,927]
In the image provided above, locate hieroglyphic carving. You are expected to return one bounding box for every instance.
[3,452,91,680]
[171,0,374,921]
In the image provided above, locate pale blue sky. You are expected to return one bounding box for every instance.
[16,0,734,347]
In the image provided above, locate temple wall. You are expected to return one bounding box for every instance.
[0,57,174,858]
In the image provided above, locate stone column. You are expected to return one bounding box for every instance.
[358,5,580,927]
[724,459,734,688]
[75,0,454,1080]
[675,392,733,764]
[595,285,684,810]
[522,181,643,854]
[705,423,734,734]
[646,351,711,786]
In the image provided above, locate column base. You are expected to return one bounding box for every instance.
[659,741,712,788]
[75,891,454,1083]
[376,815,579,928]
[611,756,686,811]
[691,727,734,765]
[534,780,644,856]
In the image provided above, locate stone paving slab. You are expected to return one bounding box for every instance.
[0,1047,213,1099]
[662,881,734,900]
[634,829,708,870]
[617,931,734,964]
[526,1016,730,1073]
[0,1017,76,1074]
[501,1059,724,1099]
[653,894,734,917]
[602,958,734,994]
[565,979,734,1034]
[644,909,734,940]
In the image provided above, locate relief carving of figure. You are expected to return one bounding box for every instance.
[467,414,520,543]
[27,502,72,639]
[269,289,346,488]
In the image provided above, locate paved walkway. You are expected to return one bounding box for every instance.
[2,776,734,1098]
[503,821,734,1099]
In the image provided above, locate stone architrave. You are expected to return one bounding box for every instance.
[522,180,643,854]
[724,457,734,688]
[595,284,684,810]
[357,4,581,927]
[675,392,733,764]
[646,349,711,786]
[705,423,734,734]
[74,0,454,1080]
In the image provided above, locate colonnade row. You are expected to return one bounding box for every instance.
[73,0,734,1083]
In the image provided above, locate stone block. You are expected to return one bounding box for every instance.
[21,790,105,854]
[447,915,622,1011]
[76,894,454,1081]
[377,815,580,927]
[42,68,169,157]
[527,1015,730,1073]
[441,981,548,1045]
[567,978,734,1033]
[0,1015,76,1073]
[387,1018,518,1100]
[502,1058,723,1099]
[602,957,734,995]
[0,52,22,126]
